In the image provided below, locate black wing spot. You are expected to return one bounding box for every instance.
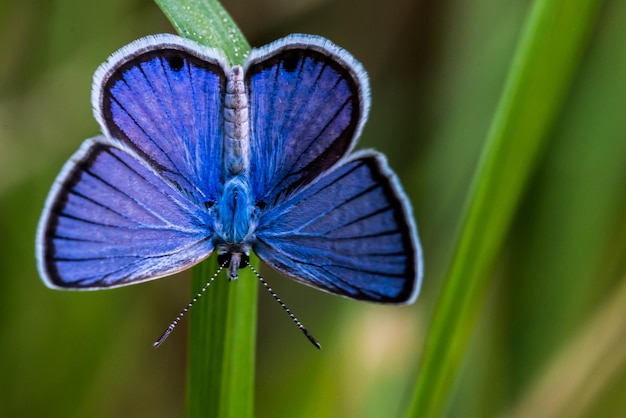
[281,50,301,73]
[167,55,185,72]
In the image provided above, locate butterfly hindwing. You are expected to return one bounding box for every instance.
[254,151,421,304]
[245,34,370,205]
[36,138,215,289]
[94,34,228,206]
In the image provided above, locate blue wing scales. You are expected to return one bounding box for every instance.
[245,35,370,204]
[93,35,228,206]
[254,151,421,303]
[36,138,214,289]
[37,34,423,303]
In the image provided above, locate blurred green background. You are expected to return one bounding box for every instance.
[1,0,625,417]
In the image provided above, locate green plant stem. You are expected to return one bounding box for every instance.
[154,0,249,64]
[187,256,258,418]
[406,0,601,417]
[153,1,255,418]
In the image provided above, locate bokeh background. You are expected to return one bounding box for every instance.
[1,0,625,417]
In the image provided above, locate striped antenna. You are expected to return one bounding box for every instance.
[248,264,321,349]
[153,260,227,348]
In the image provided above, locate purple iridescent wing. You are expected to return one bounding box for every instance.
[248,35,421,303]
[36,138,215,289]
[254,152,422,303]
[94,34,228,206]
[244,34,369,205]
[37,35,227,289]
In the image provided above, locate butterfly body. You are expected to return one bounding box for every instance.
[214,65,255,275]
[37,34,423,304]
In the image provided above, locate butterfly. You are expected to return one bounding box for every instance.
[36,33,423,314]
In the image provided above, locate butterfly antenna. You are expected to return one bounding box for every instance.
[153,261,227,348]
[248,264,321,349]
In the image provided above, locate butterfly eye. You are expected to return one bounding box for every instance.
[217,250,249,271]
[166,55,185,72]
[204,201,215,210]
[255,201,267,210]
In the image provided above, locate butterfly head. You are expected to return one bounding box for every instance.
[217,245,250,280]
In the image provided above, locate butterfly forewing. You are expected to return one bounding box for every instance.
[254,151,421,304]
[245,35,370,205]
[94,35,228,206]
[37,138,215,289]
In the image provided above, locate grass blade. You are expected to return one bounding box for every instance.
[153,1,256,417]
[186,256,258,418]
[406,0,602,416]
[154,0,249,64]
[505,274,626,418]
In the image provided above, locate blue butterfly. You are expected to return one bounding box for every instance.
[36,34,423,311]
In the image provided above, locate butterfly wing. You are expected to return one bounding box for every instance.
[36,138,215,289]
[37,35,228,289]
[247,35,421,303]
[244,34,370,205]
[254,151,422,304]
[93,34,228,206]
